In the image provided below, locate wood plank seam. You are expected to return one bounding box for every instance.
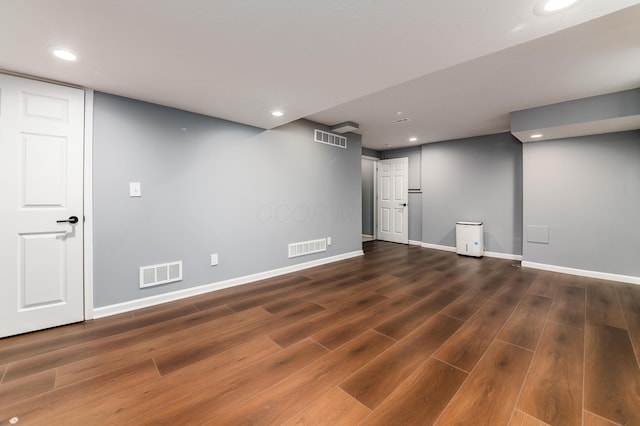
[615,286,640,369]
[584,409,624,426]
[442,289,527,423]
[509,295,557,426]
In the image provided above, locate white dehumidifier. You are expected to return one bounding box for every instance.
[455,221,484,257]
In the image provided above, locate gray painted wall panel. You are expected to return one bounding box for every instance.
[93,93,361,307]
[361,158,375,236]
[511,88,640,131]
[408,192,422,242]
[421,133,523,255]
[522,131,640,276]
[362,148,381,158]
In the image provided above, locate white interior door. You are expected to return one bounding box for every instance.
[0,74,85,338]
[377,157,408,244]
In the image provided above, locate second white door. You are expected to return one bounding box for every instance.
[0,73,85,338]
[377,157,408,244]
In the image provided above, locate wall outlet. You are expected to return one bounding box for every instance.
[327,237,332,246]
[210,253,219,266]
[129,182,141,197]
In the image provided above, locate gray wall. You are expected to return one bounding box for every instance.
[407,192,423,243]
[93,93,362,307]
[361,148,381,236]
[361,158,376,236]
[362,147,381,158]
[421,133,523,255]
[523,131,640,276]
[512,88,640,131]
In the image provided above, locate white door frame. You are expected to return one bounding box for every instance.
[1,74,95,322]
[376,157,409,244]
[0,74,92,335]
[83,90,94,320]
[373,159,377,240]
[362,155,378,240]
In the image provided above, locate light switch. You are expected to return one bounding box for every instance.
[210,254,219,266]
[129,182,141,197]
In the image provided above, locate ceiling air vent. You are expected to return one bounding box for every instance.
[315,129,347,149]
[391,117,411,124]
[331,121,359,134]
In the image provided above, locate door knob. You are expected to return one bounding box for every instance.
[399,203,407,207]
[57,216,79,224]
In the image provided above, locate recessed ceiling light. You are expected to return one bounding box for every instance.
[535,0,579,15]
[544,0,578,12]
[47,47,78,61]
[271,110,284,117]
[409,137,418,142]
[530,134,543,139]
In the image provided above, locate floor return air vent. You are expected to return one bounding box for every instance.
[288,238,327,258]
[139,261,182,288]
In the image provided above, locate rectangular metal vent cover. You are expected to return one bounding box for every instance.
[288,238,327,258]
[314,129,347,149]
[139,261,182,288]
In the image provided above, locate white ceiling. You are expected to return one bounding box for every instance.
[1,0,639,151]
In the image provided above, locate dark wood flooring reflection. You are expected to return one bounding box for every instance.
[1,241,640,425]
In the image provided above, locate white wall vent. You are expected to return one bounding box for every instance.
[288,238,327,258]
[139,261,182,288]
[314,129,347,149]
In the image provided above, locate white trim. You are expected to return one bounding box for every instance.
[93,250,364,318]
[373,159,377,239]
[83,89,94,320]
[484,251,523,261]
[409,240,422,246]
[361,156,378,240]
[412,242,636,283]
[376,157,409,244]
[421,242,457,252]
[421,243,522,261]
[362,234,374,239]
[522,261,640,285]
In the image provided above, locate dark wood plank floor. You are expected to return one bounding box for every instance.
[1,241,640,425]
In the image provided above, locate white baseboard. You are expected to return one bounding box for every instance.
[522,261,640,285]
[421,243,522,260]
[485,251,523,261]
[93,250,364,319]
[362,234,374,239]
[408,240,422,246]
[421,242,456,252]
